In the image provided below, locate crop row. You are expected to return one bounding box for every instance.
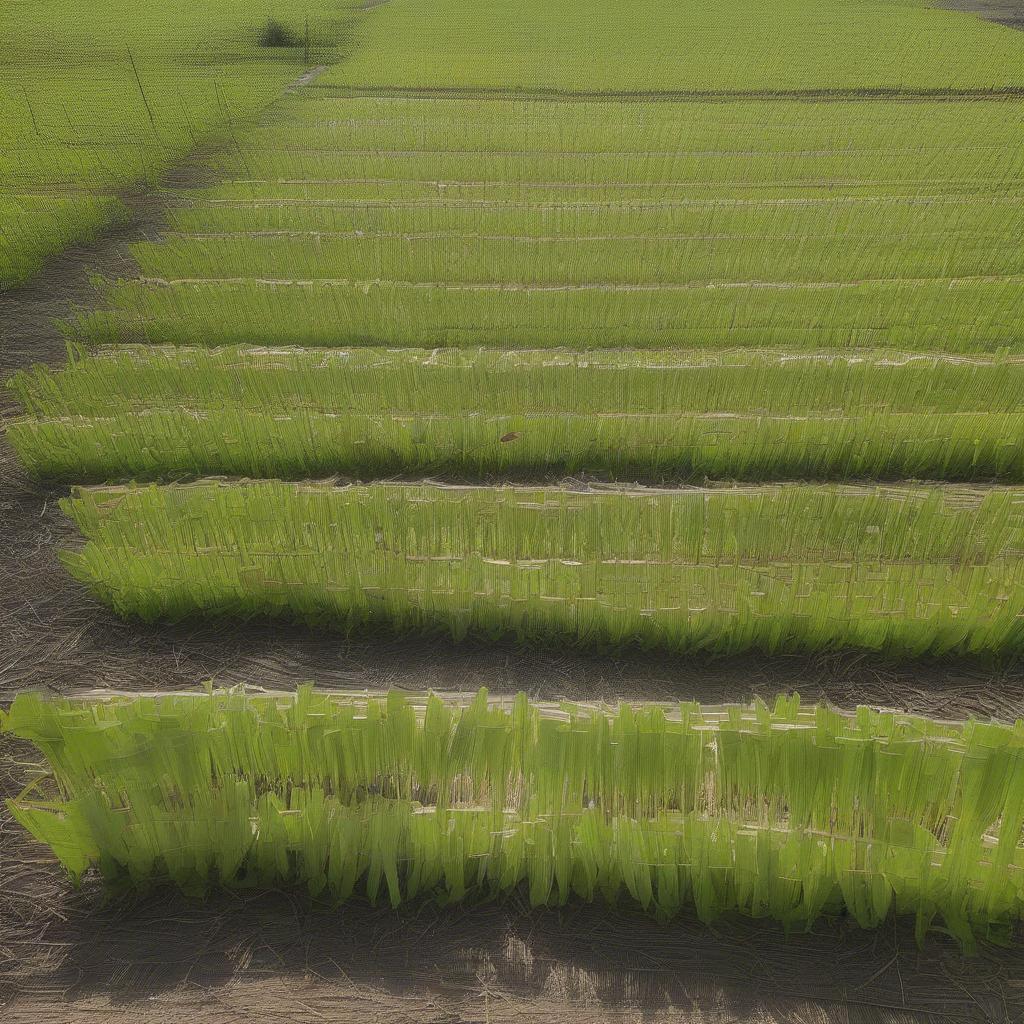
[204,146,1024,188]
[58,480,1024,656]
[251,93,1024,151]
[72,276,1024,350]
[126,232,1024,286]
[5,687,1022,945]
[71,83,1024,349]
[10,347,1024,482]
[165,195,1024,239]
[327,0,1024,93]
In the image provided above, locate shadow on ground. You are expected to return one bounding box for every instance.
[1,864,1018,1022]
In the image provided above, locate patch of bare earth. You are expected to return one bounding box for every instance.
[942,0,1024,30]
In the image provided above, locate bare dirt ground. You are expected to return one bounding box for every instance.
[6,14,1024,1020]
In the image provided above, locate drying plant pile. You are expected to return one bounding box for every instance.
[6,687,1024,949]
[5,0,1024,943]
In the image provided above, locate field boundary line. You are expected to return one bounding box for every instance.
[317,84,1024,103]
[46,686,972,727]
[17,409,1024,424]
[162,228,1002,243]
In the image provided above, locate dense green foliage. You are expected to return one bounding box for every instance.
[5,687,1024,947]
[7,0,1024,944]
[10,347,1024,482]
[59,480,1024,655]
[76,276,1024,351]
[326,0,1024,92]
[25,5,1024,494]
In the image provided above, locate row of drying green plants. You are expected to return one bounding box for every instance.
[8,346,1024,482]
[5,687,1023,948]
[58,480,1024,656]
[72,275,1024,351]
[126,230,1024,287]
[166,194,1024,245]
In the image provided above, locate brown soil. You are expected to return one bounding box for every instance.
[5,20,1024,1024]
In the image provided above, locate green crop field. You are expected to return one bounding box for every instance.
[10,347,1024,482]
[5,0,1024,978]
[0,0,353,290]
[70,93,1024,350]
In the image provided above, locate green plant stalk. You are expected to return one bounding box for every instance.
[70,275,1024,351]
[209,93,1024,159]
[69,86,1024,349]
[126,231,1024,286]
[14,408,1024,484]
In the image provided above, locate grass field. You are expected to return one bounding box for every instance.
[0,0,353,289]
[10,347,1024,482]
[71,93,1024,351]
[327,0,1024,92]
[10,0,1024,642]
[6,687,1024,948]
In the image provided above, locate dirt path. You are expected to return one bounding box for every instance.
[944,0,1024,30]
[0,188,188,416]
